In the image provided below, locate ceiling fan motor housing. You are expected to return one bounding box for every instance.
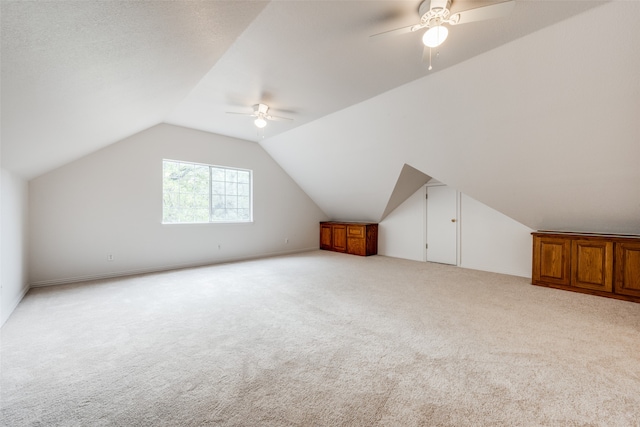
[419,0,452,25]
[254,103,269,115]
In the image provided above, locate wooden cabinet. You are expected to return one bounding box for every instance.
[320,222,346,253]
[532,231,640,303]
[320,222,378,256]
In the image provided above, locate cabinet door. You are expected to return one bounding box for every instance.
[347,225,365,256]
[332,224,347,252]
[533,236,571,286]
[571,240,613,292]
[615,242,640,297]
[320,224,332,250]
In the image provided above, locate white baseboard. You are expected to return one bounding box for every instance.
[1,283,30,327]
[29,247,319,288]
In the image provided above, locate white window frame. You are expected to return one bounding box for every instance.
[162,159,253,224]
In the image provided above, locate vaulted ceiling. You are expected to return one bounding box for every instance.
[2,0,604,178]
[261,0,640,233]
[2,0,638,234]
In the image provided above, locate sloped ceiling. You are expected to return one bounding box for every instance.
[2,0,604,179]
[1,0,268,178]
[261,1,640,234]
[164,0,602,141]
[3,0,637,235]
[381,165,431,221]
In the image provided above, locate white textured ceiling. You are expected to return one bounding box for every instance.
[1,0,605,179]
[1,0,268,178]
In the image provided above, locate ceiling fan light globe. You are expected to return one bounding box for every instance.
[254,117,267,128]
[422,25,448,48]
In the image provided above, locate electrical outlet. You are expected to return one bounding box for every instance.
[107,254,114,262]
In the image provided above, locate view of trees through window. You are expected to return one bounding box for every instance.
[163,160,252,223]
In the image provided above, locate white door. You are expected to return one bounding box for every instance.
[426,185,458,265]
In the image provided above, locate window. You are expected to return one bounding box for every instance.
[162,160,252,224]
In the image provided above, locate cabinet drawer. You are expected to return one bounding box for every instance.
[347,225,365,238]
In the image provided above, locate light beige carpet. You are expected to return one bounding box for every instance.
[1,251,639,426]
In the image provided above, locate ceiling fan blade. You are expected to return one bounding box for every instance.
[267,115,293,122]
[449,0,515,25]
[369,23,419,41]
[226,112,256,117]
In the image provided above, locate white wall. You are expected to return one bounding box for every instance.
[1,168,29,326]
[378,186,425,262]
[380,185,533,277]
[29,124,327,286]
[459,193,533,278]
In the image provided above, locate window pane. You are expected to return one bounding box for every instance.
[163,162,179,187]
[194,208,210,223]
[177,209,194,223]
[237,170,250,184]
[211,168,225,182]
[226,181,237,195]
[163,192,179,208]
[212,209,227,220]
[194,166,209,193]
[194,193,209,208]
[179,193,195,208]
[164,208,179,223]
[238,183,249,197]
[225,169,238,182]
[212,195,225,209]
[178,165,195,193]
[225,196,237,209]
[164,161,179,175]
[211,181,225,196]
[164,179,179,193]
[238,196,250,209]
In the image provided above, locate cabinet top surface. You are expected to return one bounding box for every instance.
[533,230,640,239]
[321,221,378,226]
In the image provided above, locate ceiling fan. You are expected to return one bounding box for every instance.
[226,103,293,129]
[370,0,515,69]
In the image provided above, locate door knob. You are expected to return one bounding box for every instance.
[451,219,456,222]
